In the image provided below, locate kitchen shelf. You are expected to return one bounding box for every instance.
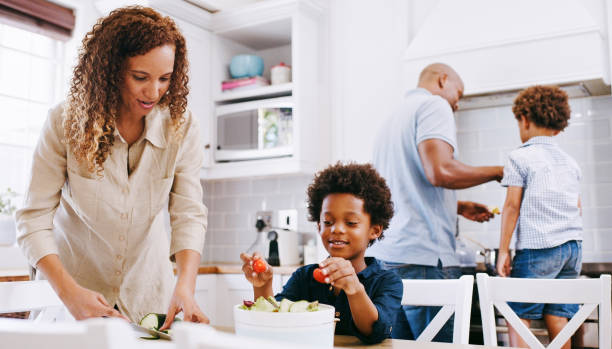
[214,82,293,103]
[213,17,291,50]
[201,0,329,179]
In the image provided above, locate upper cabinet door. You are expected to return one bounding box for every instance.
[174,18,214,169]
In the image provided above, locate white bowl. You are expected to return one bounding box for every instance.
[233,303,335,347]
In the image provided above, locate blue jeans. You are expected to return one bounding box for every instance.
[381,260,462,343]
[510,240,582,319]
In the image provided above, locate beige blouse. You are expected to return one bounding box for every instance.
[15,103,208,322]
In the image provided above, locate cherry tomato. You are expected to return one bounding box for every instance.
[313,268,327,283]
[252,258,267,273]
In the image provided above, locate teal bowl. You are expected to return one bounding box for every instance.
[230,54,264,79]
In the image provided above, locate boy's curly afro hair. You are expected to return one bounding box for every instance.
[512,85,571,131]
[307,162,394,246]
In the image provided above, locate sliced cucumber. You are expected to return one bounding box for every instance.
[307,300,319,312]
[139,313,163,330]
[139,313,181,330]
[252,297,276,312]
[267,296,280,309]
[140,336,160,340]
[289,300,310,312]
[279,298,293,312]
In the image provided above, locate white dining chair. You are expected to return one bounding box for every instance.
[476,273,611,349]
[400,274,474,344]
[173,322,320,349]
[0,280,68,322]
[0,317,137,349]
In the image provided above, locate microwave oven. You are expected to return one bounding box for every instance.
[215,96,293,162]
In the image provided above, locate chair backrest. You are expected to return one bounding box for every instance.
[476,273,611,349]
[0,317,137,349]
[173,322,321,349]
[400,274,473,344]
[0,280,65,321]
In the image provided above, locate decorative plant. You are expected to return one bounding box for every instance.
[0,188,17,216]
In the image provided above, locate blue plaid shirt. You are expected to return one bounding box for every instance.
[502,136,583,249]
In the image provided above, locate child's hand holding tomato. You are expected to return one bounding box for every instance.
[317,257,364,295]
[240,252,273,288]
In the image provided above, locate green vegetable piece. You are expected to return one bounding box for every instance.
[307,301,319,312]
[279,298,293,312]
[139,313,162,330]
[139,313,180,331]
[267,296,280,309]
[289,300,310,313]
[140,336,160,340]
[252,296,276,312]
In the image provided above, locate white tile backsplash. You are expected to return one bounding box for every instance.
[251,178,280,194]
[224,179,251,196]
[213,197,239,212]
[236,195,267,212]
[201,173,317,263]
[455,95,612,262]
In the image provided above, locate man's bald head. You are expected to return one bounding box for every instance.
[418,63,461,86]
[417,63,464,111]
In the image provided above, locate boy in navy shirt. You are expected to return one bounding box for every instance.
[240,163,403,344]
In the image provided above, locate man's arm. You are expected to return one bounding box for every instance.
[418,139,502,189]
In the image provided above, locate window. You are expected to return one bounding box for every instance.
[0,22,64,197]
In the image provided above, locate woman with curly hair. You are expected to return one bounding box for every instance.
[240,163,403,344]
[15,6,208,327]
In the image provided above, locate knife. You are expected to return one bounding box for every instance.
[130,323,172,340]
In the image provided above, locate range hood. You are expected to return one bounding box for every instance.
[403,0,612,106]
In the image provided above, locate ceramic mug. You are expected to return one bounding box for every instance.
[270,62,291,85]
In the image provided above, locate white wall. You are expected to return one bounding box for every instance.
[328,0,409,162]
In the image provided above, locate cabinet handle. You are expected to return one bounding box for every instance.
[204,144,210,149]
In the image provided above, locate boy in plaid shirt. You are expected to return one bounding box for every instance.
[497,85,583,349]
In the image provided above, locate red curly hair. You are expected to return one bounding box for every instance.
[63,6,189,174]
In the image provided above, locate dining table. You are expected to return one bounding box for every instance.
[134,327,504,349]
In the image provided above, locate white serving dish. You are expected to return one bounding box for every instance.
[233,303,335,347]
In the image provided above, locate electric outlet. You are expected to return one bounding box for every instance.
[276,209,297,231]
[255,210,273,231]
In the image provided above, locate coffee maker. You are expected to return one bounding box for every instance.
[246,210,300,266]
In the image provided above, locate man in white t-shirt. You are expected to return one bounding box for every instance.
[368,63,503,342]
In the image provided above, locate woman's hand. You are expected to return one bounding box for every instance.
[36,254,128,321]
[240,252,273,288]
[496,249,512,277]
[62,283,128,321]
[458,201,494,222]
[159,284,209,331]
[318,257,364,296]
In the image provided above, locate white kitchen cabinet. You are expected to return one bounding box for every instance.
[194,274,217,321]
[151,3,215,168]
[214,274,256,327]
[200,0,330,179]
[170,18,214,169]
